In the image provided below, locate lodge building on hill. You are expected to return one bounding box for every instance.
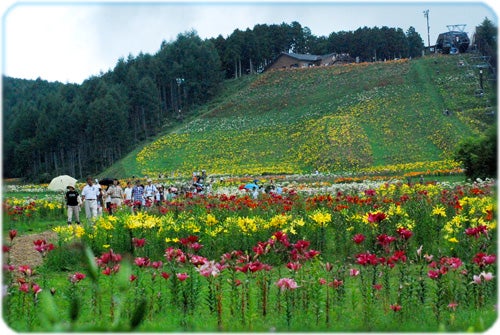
[265,52,354,72]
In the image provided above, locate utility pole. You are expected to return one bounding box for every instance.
[423,10,430,48]
[176,77,185,120]
[479,69,484,91]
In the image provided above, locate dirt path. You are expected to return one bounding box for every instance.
[6,230,58,268]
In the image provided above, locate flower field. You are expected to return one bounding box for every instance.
[2,177,497,331]
[128,55,492,179]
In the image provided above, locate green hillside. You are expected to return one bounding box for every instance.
[104,54,495,179]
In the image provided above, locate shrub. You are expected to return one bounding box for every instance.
[454,124,497,180]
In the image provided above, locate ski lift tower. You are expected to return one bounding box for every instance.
[447,24,468,50]
[435,24,470,54]
[446,24,466,32]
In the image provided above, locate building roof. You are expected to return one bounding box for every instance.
[284,53,322,61]
[264,51,352,72]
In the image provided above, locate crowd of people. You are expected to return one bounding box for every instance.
[65,176,184,224]
[65,171,281,225]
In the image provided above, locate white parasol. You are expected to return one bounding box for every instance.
[47,175,77,192]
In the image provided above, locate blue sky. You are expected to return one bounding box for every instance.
[1,0,497,84]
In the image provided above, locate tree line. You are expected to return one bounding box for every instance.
[3,31,224,181]
[213,22,424,77]
[2,20,494,181]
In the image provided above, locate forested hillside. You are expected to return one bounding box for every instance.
[3,19,496,181]
[3,31,223,181]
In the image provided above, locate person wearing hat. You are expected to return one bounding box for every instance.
[144,178,158,206]
[65,184,81,225]
[106,179,124,215]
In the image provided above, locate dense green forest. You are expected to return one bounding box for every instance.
[2,19,496,181]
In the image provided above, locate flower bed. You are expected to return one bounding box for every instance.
[2,178,497,331]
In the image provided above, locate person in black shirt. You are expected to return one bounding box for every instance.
[65,185,81,225]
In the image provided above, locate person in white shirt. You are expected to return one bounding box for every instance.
[252,186,259,199]
[81,177,100,222]
[123,181,134,213]
[123,181,133,201]
[144,178,157,205]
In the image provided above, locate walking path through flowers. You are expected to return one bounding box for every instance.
[8,231,58,268]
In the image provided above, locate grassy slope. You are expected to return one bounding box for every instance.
[102,54,494,179]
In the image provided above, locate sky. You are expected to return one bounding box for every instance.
[0,0,497,84]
